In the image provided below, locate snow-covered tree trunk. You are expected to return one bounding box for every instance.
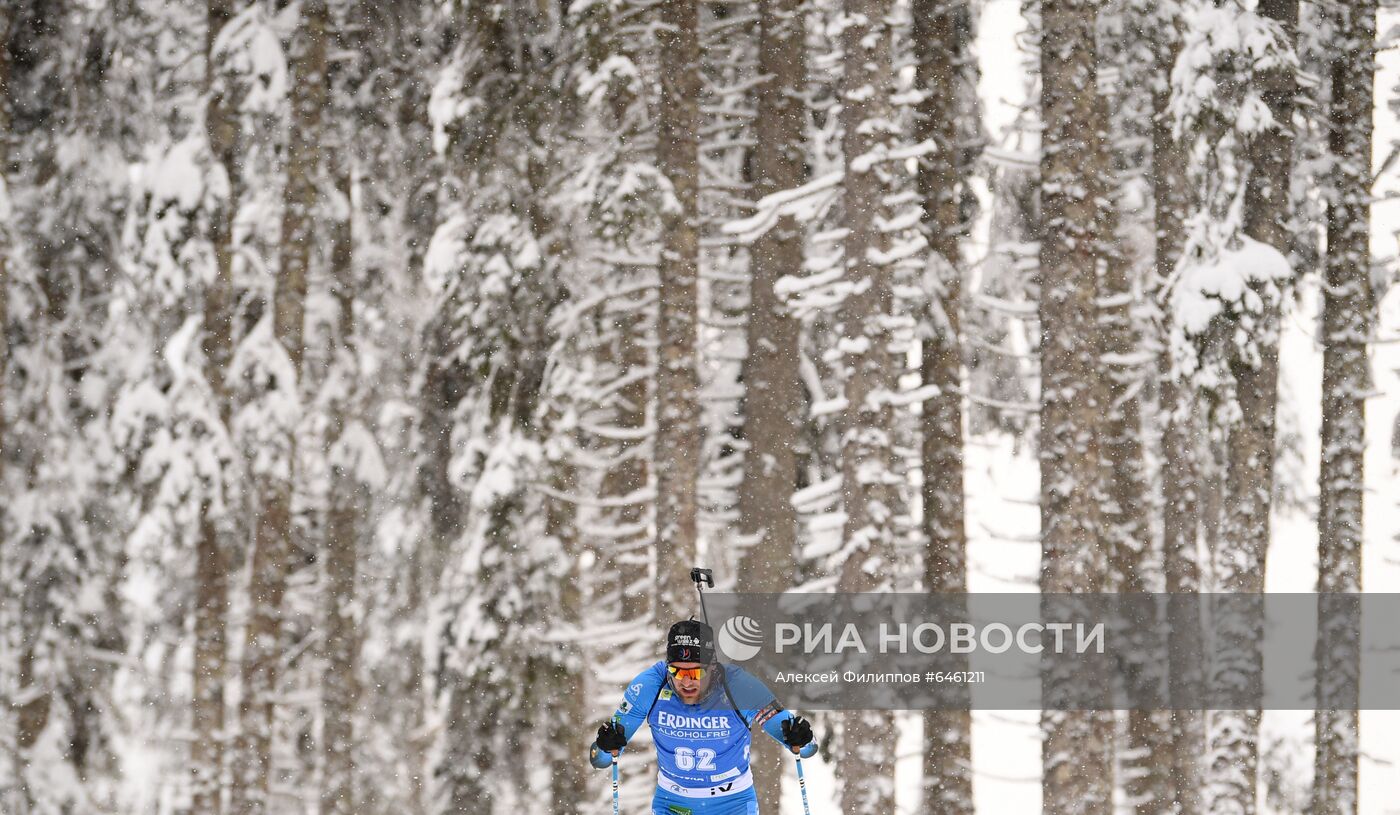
[837,0,896,594]
[322,166,363,815]
[1221,0,1295,599]
[1102,5,1170,810]
[193,503,230,815]
[1103,133,1167,815]
[1314,2,1375,812]
[836,0,898,806]
[419,331,466,593]
[1149,4,1203,810]
[204,0,241,404]
[654,0,703,621]
[738,0,805,615]
[737,0,806,807]
[546,457,588,815]
[565,0,658,629]
[1225,0,1293,601]
[601,310,656,623]
[912,0,974,810]
[1039,0,1113,812]
[1101,10,1150,600]
[415,321,466,812]
[235,1,326,810]
[194,2,242,810]
[1161,380,1204,815]
[1208,3,1295,812]
[0,8,11,804]
[0,1,8,469]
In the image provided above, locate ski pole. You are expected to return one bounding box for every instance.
[690,567,714,626]
[795,755,812,815]
[611,756,620,815]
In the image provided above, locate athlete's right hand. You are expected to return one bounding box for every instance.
[596,720,627,755]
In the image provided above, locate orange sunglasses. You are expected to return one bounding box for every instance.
[667,665,708,681]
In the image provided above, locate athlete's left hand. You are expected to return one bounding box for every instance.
[596,720,627,756]
[781,716,813,753]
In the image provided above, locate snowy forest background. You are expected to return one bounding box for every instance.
[1,0,1399,813]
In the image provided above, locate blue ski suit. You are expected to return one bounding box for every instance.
[589,661,817,814]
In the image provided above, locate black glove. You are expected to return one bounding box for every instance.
[596,720,627,754]
[781,716,813,750]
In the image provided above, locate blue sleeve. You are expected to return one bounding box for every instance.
[726,666,818,758]
[588,662,667,769]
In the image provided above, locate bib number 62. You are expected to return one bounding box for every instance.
[673,747,717,771]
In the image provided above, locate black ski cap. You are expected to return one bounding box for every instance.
[666,619,715,664]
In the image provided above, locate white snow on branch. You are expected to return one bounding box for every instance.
[424,212,469,294]
[212,4,287,113]
[774,266,844,299]
[330,420,388,490]
[148,138,206,213]
[577,55,642,110]
[429,57,477,155]
[722,171,843,244]
[973,293,1037,316]
[792,476,842,512]
[849,139,938,173]
[884,384,944,406]
[810,396,849,417]
[1171,235,1291,336]
[868,234,928,267]
[1171,0,1295,139]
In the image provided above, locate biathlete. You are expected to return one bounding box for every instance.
[588,619,817,814]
